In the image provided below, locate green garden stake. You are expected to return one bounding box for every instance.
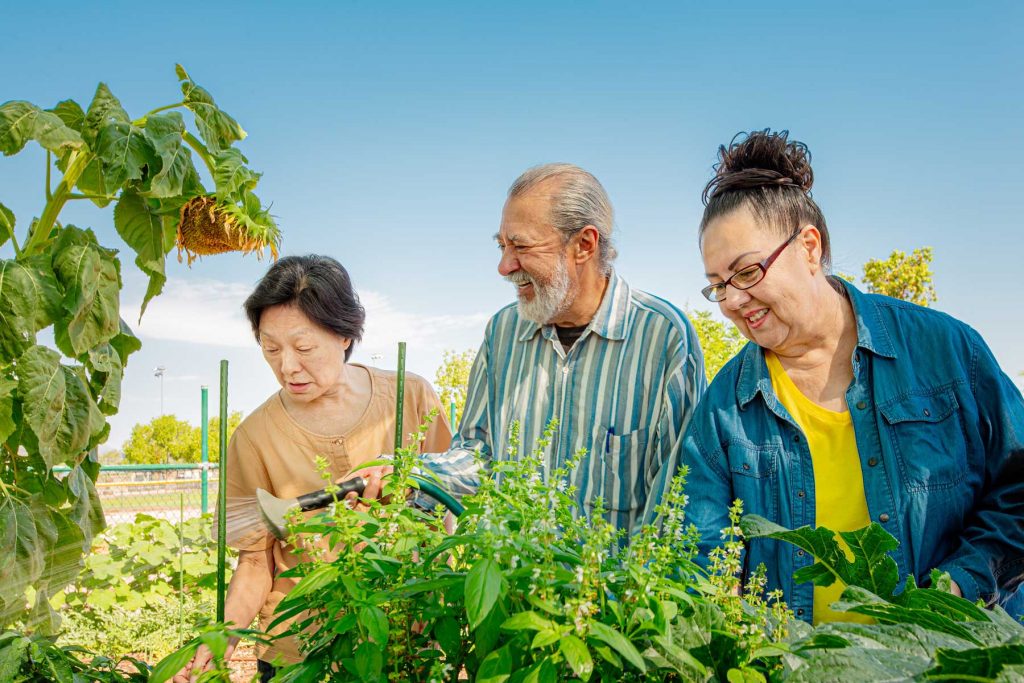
[201,385,209,515]
[449,400,456,431]
[178,492,185,645]
[217,360,229,623]
[394,342,406,452]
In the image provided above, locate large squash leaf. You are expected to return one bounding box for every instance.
[741,515,900,598]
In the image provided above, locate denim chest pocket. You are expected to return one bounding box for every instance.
[879,388,968,492]
[601,428,648,512]
[724,439,779,520]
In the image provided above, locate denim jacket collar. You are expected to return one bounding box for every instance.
[516,273,630,343]
[735,279,898,408]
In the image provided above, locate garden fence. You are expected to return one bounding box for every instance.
[54,463,219,526]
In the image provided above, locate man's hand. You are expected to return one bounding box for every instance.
[950,580,963,598]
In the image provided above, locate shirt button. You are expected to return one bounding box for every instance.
[796,608,805,616]
[879,513,890,523]
[797,490,805,498]
[792,434,801,444]
[867,457,878,467]
[742,463,751,471]
[797,549,805,557]
[923,409,931,417]
[856,400,867,410]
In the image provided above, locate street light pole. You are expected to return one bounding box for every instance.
[154,366,166,415]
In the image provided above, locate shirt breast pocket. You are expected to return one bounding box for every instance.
[879,388,968,492]
[725,440,779,521]
[602,428,649,512]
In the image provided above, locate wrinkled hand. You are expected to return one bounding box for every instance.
[341,465,394,511]
[950,580,963,598]
[172,642,236,683]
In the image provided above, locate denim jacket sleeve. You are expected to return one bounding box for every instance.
[680,396,734,568]
[935,330,1024,603]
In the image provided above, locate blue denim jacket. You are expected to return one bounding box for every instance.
[682,281,1024,622]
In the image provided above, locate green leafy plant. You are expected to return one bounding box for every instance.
[49,513,231,662]
[148,619,269,683]
[0,630,150,682]
[743,515,1024,681]
[0,65,276,632]
[262,419,790,682]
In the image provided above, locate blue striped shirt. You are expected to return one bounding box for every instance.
[421,274,706,533]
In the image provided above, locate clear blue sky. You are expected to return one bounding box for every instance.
[2,1,1022,450]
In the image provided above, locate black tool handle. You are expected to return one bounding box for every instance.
[296,476,367,512]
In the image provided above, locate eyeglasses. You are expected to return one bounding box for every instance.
[701,228,803,302]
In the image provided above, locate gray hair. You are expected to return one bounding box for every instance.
[508,163,617,274]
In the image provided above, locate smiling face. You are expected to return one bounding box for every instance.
[258,304,351,403]
[495,181,579,324]
[701,205,825,353]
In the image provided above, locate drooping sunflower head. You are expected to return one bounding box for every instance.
[176,195,280,265]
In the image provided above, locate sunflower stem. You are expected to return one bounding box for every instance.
[182,131,216,178]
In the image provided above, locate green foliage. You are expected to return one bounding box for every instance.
[0,66,274,630]
[52,513,231,663]
[859,247,937,307]
[0,630,150,682]
[260,419,791,682]
[434,348,476,427]
[689,309,747,381]
[743,515,1024,680]
[149,619,269,683]
[120,411,242,464]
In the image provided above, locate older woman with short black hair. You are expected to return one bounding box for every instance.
[175,255,451,681]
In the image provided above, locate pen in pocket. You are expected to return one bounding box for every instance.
[604,426,615,454]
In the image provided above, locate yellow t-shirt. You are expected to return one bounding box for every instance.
[765,352,872,624]
[225,365,452,664]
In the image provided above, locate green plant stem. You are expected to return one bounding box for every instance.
[45,151,52,201]
[66,193,117,201]
[24,150,93,255]
[182,131,216,177]
[8,229,22,257]
[131,101,186,127]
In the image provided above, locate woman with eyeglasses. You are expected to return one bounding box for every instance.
[680,129,1024,624]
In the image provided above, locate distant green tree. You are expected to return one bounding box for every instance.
[121,411,243,464]
[689,309,748,381]
[204,411,244,463]
[860,247,937,307]
[434,348,476,427]
[122,414,198,465]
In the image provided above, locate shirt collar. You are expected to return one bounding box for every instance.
[516,272,630,343]
[735,278,897,407]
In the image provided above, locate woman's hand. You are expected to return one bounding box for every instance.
[343,465,394,509]
[171,641,237,683]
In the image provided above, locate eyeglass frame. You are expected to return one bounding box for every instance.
[701,227,805,302]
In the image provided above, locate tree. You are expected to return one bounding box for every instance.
[122,414,198,464]
[205,410,243,463]
[121,411,242,464]
[689,310,748,381]
[860,247,937,307]
[434,348,476,427]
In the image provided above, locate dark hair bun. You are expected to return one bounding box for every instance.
[702,129,814,204]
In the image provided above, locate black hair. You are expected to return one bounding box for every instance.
[700,129,831,270]
[244,255,365,361]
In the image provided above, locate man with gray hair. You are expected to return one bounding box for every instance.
[422,163,706,533]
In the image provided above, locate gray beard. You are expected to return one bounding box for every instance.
[509,259,573,324]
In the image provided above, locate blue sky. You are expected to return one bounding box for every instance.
[2,1,1022,450]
